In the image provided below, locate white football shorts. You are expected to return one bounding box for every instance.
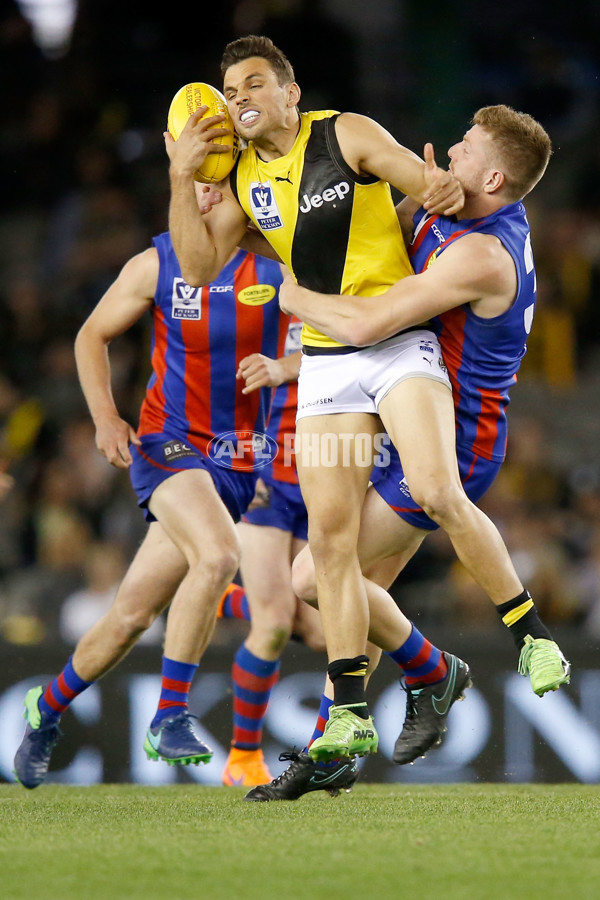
[296,329,451,421]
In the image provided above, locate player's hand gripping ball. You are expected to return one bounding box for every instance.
[167,83,239,183]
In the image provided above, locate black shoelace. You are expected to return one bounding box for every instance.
[268,750,303,786]
[401,681,419,725]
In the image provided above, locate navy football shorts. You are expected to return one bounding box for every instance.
[130,432,257,524]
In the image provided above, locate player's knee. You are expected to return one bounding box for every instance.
[111,605,159,644]
[249,613,292,654]
[308,520,358,566]
[192,538,241,591]
[291,552,317,601]
[297,627,327,654]
[411,480,466,526]
[268,625,292,655]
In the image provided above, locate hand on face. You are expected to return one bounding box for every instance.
[422,142,465,216]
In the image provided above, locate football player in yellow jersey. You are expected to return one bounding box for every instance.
[165,34,470,761]
[184,88,570,805]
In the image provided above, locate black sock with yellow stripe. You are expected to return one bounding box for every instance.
[327,655,369,719]
[496,590,553,650]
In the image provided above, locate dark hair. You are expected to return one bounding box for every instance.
[473,105,553,199]
[220,35,295,85]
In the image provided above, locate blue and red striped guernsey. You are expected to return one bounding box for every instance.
[138,235,288,470]
[265,380,299,483]
[263,318,302,484]
[408,202,537,463]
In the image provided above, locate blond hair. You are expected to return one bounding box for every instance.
[473,105,552,200]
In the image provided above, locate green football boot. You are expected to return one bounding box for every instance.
[518,635,571,697]
[308,703,378,762]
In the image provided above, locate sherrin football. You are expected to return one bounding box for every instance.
[167,82,239,183]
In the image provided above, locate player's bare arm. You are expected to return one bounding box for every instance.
[237,349,302,394]
[166,110,248,286]
[238,224,283,261]
[195,183,282,262]
[395,197,420,244]
[335,114,464,216]
[74,249,160,468]
[280,233,516,347]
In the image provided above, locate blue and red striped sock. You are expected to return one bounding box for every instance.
[307,694,334,748]
[151,656,198,728]
[39,657,94,722]
[231,644,279,750]
[387,624,448,686]
[218,584,250,621]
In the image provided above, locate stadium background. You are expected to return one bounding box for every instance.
[1,0,599,784]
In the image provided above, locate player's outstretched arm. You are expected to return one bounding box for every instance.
[336,114,464,216]
[74,249,158,468]
[280,235,511,347]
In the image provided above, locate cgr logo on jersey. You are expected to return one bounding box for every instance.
[431,220,446,243]
[237,284,277,306]
[299,181,350,214]
[249,182,283,231]
[171,278,202,319]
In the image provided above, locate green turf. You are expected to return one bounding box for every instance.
[0,783,596,900]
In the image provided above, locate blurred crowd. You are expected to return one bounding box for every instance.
[1,0,599,647]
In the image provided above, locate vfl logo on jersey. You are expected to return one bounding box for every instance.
[172,278,201,319]
[249,182,283,231]
[237,284,277,306]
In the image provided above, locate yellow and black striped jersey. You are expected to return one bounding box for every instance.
[231,110,413,351]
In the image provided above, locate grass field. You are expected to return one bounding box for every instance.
[1,783,597,900]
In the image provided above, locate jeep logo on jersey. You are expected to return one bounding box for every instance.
[207,430,279,471]
[171,278,201,319]
[299,181,350,214]
[249,182,283,231]
[237,284,277,306]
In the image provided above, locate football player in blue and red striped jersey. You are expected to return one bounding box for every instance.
[219,317,327,788]
[13,236,297,787]
[268,105,570,797]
